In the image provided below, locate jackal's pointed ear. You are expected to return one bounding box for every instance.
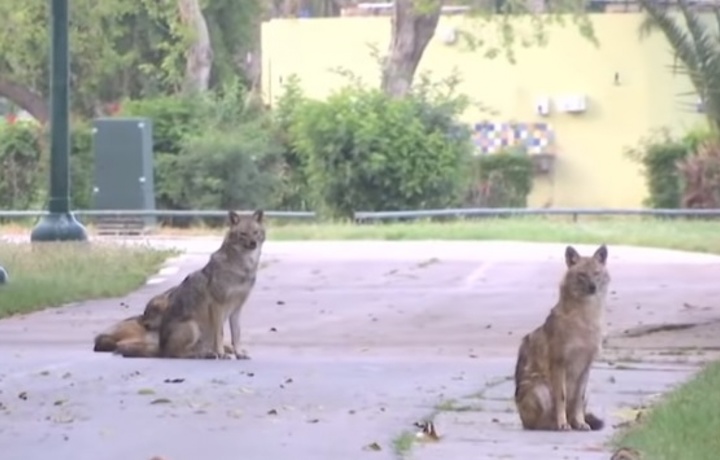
[228,210,241,226]
[593,244,608,265]
[565,245,580,267]
[252,209,264,223]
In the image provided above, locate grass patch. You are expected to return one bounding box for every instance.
[261,217,720,251]
[4,216,720,254]
[614,361,720,460]
[392,431,416,458]
[0,242,175,318]
[435,398,479,412]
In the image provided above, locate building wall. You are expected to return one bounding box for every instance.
[261,13,705,208]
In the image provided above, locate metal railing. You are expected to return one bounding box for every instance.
[0,210,316,220]
[2,208,720,224]
[353,207,720,222]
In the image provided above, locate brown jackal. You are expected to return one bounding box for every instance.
[514,244,610,431]
[117,209,265,359]
[93,286,177,353]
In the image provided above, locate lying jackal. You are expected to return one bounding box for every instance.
[93,286,177,353]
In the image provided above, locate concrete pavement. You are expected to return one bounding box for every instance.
[1,240,719,460]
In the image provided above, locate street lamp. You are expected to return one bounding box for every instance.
[30,0,87,242]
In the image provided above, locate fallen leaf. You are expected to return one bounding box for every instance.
[51,414,75,424]
[363,442,382,451]
[54,399,67,406]
[150,398,172,405]
[267,409,278,416]
[137,388,156,395]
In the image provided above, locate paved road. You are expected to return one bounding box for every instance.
[1,240,719,460]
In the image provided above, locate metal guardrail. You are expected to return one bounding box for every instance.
[2,208,720,223]
[0,210,316,219]
[353,207,720,222]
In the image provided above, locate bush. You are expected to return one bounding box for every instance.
[677,140,720,208]
[121,94,207,211]
[625,129,692,209]
[466,149,534,207]
[121,80,282,220]
[0,121,44,211]
[271,75,313,211]
[70,122,94,209]
[174,123,283,214]
[289,84,474,218]
[626,127,717,209]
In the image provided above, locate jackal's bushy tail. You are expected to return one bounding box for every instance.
[115,338,159,358]
[93,334,118,353]
[585,412,605,431]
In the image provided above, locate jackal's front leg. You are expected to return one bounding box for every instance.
[550,359,570,431]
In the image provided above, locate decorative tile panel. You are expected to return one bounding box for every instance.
[472,122,516,154]
[514,122,555,155]
[472,121,555,155]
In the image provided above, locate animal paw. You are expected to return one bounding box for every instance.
[234,349,251,360]
[557,422,572,431]
[571,421,591,431]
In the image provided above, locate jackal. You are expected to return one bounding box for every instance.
[117,209,266,359]
[93,286,176,353]
[514,244,610,431]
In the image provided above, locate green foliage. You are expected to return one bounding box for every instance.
[69,123,94,209]
[121,94,207,210]
[0,0,264,118]
[271,75,314,211]
[638,0,720,132]
[467,149,534,207]
[175,126,282,212]
[624,127,716,208]
[122,79,282,218]
[289,82,474,218]
[0,121,43,210]
[0,0,188,118]
[204,0,263,88]
[457,0,598,64]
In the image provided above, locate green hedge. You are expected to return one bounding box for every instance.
[1,77,538,219]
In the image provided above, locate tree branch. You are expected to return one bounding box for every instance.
[381,0,441,98]
[178,0,214,93]
[0,77,49,124]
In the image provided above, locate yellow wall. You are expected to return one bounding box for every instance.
[261,14,706,208]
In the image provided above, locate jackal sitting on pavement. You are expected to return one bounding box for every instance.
[514,244,610,431]
[116,209,266,359]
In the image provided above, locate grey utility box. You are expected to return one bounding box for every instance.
[91,117,156,228]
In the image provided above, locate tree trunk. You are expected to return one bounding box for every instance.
[0,78,49,124]
[178,0,213,93]
[381,0,441,98]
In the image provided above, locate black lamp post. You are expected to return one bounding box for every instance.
[30,0,87,242]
